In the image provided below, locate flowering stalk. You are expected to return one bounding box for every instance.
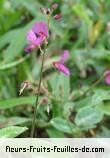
[24,4,63,137]
[30,43,46,138]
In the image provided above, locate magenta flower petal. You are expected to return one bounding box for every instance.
[26,29,45,46]
[32,22,49,37]
[105,70,110,85]
[25,44,36,53]
[59,50,69,63]
[53,50,70,76]
[34,35,45,45]
[27,29,37,43]
[53,62,70,76]
[25,22,48,53]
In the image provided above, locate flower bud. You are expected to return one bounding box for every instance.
[41,97,48,105]
[104,70,110,85]
[54,14,62,20]
[46,8,51,15]
[51,3,58,11]
[40,7,47,14]
[19,80,31,95]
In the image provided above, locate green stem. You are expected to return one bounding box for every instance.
[47,15,50,29]
[73,75,104,101]
[30,45,46,138]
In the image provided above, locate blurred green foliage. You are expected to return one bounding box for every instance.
[0,0,110,138]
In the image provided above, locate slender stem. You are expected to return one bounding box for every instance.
[30,45,46,138]
[73,75,104,101]
[47,15,50,29]
[39,45,44,55]
[30,14,50,137]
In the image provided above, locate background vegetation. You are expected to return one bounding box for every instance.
[0,0,110,138]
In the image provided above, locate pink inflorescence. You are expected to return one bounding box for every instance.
[53,50,70,76]
[104,70,110,85]
[25,22,49,53]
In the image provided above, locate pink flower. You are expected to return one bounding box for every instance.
[54,14,62,20]
[25,22,49,53]
[53,50,70,76]
[104,70,110,85]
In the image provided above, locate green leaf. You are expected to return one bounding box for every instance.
[0,117,30,128]
[98,102,110,116]
[80,124,96,131]
[10,0,42,17]
[0,19,37,62]
[96,126,110,138]
[50,117,77,134]
[63,102,74,119]
[51,99,62,117]
[0,55,29,70]
[49,73,70,100]
[75,89,110,111]
[46,127,65,138]
[0,10,22,33]
[0,97,36,109]
[0,29,17,48]
[74,97,91,110]
[72,4,92,27]
[91,89,110,104]
[75,107,103,126]
[0,126,28,138]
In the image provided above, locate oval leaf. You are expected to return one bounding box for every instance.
[75,107,103,126]
[51,117,77,134]
[0,126,28,138]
